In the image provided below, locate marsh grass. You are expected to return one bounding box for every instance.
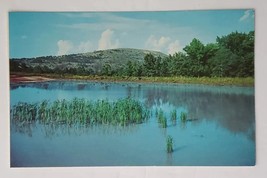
[157,109,167,128]
[171,109,177,125]
[180,111,187,123]
[166,135,174,153]
[11,98,149,126]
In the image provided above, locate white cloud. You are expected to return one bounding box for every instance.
[168,40,183,55]
[57,13,195,51]
[239,10,254,22]
[57,40,73,55]
[56,29,120,56]
[57,39,94,55]
[145,35,171,51]
[98,29,120,50]
[145,35,183,54]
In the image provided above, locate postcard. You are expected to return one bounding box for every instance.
[9,10,255,167]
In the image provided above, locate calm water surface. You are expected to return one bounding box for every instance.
[10,81,255,166]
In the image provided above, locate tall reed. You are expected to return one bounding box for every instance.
[171,109,177,125]
[180,111,187,123]
[157,109,167,128]
[11,98,149,126]
[166,135,174,153]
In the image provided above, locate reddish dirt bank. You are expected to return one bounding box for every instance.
[10,74,54,83]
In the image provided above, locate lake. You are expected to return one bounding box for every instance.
[10,81,255,166]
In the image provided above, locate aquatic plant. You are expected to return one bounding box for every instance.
[157,109,167,128]
[11,98,150,126]
[166,135,173,153]
[12,102,38,122]
[180,111,187,122]
[162,116,167,128]
[171,109,177,125]
[157,109,164,122]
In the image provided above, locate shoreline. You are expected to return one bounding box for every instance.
[10,73,254,87]
[10,74,55,83]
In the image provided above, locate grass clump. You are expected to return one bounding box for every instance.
[11,102,38,122]
[171,109,177,125]
[157,109,167,128]
[166,135,174,153]
[180,111,187,123]
[11,98,149,126]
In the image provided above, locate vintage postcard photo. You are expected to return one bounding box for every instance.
[9,10,255,167]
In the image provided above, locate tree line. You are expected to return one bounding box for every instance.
[10,31,254,78]
[118,31,254,78]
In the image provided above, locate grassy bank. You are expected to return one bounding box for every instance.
[11,72,254,87]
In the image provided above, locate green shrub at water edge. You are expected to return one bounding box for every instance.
[11,98,149,126]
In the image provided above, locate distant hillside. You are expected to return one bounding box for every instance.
[10,48,167,75]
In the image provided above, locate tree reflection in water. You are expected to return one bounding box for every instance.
[142,85,254,140]
[10,82,255,141]
[10,81,255,166]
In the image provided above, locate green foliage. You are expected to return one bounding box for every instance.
[209,47,240,77]
[216,31,254,56]
[10,31,254,79]
[166,135,174,153]
[167,52,185,76]
[157,109,167,128]
[162,116,167,128]
[171,109,177,125]
[125,61,134,76]
[180,111,187,123]
[122,61,143,77]
[157,109,163,121]
[183,39,219,77]
[216,31,254,77]
[11,98,149,126]
[133,61,143,77]
[183,38,205,62]
[143,53,157,76]
[102,63,112,76]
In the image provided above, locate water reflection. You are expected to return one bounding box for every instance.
[10,81,255,141]
[11,120,140,138]
[77,84,86,90]
[11,120,35,137]
[143,86,255,140]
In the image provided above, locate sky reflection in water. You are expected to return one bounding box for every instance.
[10,81,255,166]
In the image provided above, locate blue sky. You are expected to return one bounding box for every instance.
[9,10,254,58]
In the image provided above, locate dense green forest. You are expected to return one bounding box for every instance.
[10,31,254,78]
[120,31,254,78]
